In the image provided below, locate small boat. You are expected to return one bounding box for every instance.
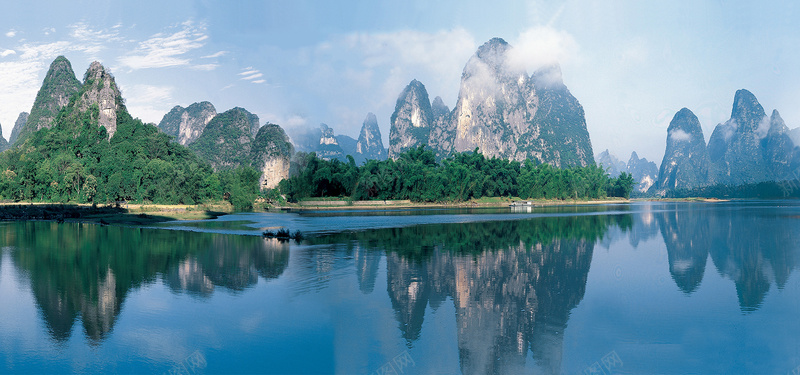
[509,201,534,207]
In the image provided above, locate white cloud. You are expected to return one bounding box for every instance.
[755,115,771,139]
[506,26,579,72]
[5,30,16,38]
[0,50,15,58]
[42,27,56,36]
[238,67,265,83]
[118,21,208,70]
[669,129,692,142]
[201,51,227,59]
[251,79,265,84]
[191,63,219,71]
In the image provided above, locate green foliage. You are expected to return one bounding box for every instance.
[219,166,261,211]
[279,145,633,202]
[0,101,224,206]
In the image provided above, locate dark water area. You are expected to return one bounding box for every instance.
[1,201,800,374]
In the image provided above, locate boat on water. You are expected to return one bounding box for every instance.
[509,201,535,207]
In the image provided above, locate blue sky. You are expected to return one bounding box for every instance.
[0,0,798,163]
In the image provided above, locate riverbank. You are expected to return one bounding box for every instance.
[0,202,233,225]
[281,196,631,210]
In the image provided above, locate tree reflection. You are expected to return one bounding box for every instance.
[3,222,288,344]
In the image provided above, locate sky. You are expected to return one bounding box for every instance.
[0,0,799,163]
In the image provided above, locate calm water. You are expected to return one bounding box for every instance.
[1,201,800,374]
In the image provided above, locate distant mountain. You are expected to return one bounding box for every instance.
[389,38,594,167]
[316,123,345,161]
[355,112,387,163]
[707,89,800,185]
[16,56,81,143]
[8,112,28,145]
[596,150,626,177]
[655,108,709,192]
[189,107,260,170]
[654,89,800,195]
[597,149,659,193]
[291,117,387,164]
[252,123,294,189]
[627,152,658,193]
[336,134,357,158]
[157,101,217,145]
[790,127,800,146]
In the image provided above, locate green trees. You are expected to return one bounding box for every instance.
[0,102,230,205]
[279,145,635,202]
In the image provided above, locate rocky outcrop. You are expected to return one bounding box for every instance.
[655,108,709,192]
[73,62,126,138]
[189,107,260,170]
[251,123,294,189]
[336,134,357,158]
[157,101,217,145]
[8,112,28,145]
[355,112,387,163]
[316,123,345,161]
[627,152,659,193]
[388,38,594,167]
[17,56,81,143]
[388,79,434,159]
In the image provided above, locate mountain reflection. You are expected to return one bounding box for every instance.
[651,203,800,311]
[313,214,631,374]
[2,222,288,343]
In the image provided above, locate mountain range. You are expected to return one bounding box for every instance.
[596,150,658,193]
[653,89,800,194]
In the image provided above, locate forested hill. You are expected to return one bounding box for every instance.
[0,57,260,209]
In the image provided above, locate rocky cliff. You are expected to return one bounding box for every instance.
[355,112,387,163]
[389,38,594,167]
[17,56,81,143]
[189,107,260,170]
[157,101,217,145]
[8,112,28,146]
[388,79,434,159]
[655,108,709,192]
[74,61,126,138]
[251,123,294,189]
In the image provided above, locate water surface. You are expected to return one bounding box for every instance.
[1,201,799,374]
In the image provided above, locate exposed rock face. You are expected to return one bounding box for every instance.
[388,38,594,167]
[428,96,455,160]
[8,112,28,145]
[189,107,260,170]
[76,61,126,138]
[316,123,345,161]
[355,112,387,163]
[656,108,709,192]
[251,123,294,189]
[18,56,81,143]
[157,101,217,145]
[388,79,434,159]
[707,89,800,184]
[627,152,659,193]
[596,149,626,177]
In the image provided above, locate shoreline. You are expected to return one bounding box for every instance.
[0,197,735,225]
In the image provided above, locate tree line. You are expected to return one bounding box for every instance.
[279,145,635,202]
